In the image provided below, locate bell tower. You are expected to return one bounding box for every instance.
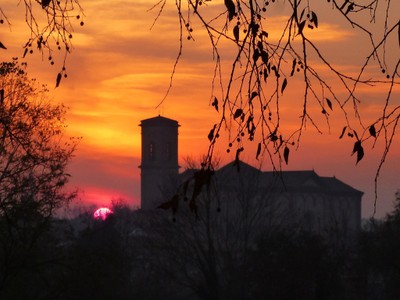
[139,115,179,210]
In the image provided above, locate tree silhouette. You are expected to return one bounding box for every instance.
[0,59,78,297]
[0,0,84,85]
[152,1,399,180]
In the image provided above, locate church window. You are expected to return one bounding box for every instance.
[149,142,155,160]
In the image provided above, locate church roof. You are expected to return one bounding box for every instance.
[262,170,363,196]
[180,160,363,197]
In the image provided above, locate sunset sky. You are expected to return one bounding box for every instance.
[1,0,399,218]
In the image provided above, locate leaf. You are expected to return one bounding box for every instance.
[0,41,7,50]
[297,20,306,35]
[55,72,62,88]
[158,194,179,214]
[234,108,243,119]
[369,125,377,138]
[261,50,268,65]
[0,89,4,104]
[326,98,333,110]
[356,145,364,164]
[339,126,347,139]
[257,41,263,51]
[299,8,306,21]
[250,22,259,35]
[281,78,288,94]
[311,11,318,28]
[233,25,239,43]
[233,148,244,171]
[256,142,261,160]
[41,0,51,8]
[212,97,219,112]
[253,49,260,63]
[263,68,268,82]
[290,58,297,76]
[22,48,28,58]
[352,140,364,164]
[261,30,269,38]
[250,91,258,102]
[224,0,236,21]
[208,124,216,142]
[283,146,290,165]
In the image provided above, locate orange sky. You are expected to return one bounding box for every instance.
[1,0,399,218]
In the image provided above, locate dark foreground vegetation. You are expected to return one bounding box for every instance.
[1,195,400,300]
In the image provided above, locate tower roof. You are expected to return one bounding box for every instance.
[140,115,179,127]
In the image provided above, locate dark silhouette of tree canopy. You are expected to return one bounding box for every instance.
[151,0,399,212]
[152,1,398,164]
[0,59,78,296]
[0,0,84,86]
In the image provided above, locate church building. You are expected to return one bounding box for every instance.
[139,116,363,234]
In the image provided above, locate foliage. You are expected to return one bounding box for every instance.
[153,0,399,188]
[0,0,84,86]
[148,0,400,216]
[0,59,78,297]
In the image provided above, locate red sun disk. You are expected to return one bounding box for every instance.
[93,207,113,221]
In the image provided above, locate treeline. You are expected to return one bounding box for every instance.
[1,196,400,300]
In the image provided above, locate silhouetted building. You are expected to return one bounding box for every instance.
[211,161,363,235]
[139,115,179,210]
[139,116,363,234]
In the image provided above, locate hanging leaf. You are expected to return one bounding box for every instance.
[311,11,318,28]
[233,25,239,43]
[290,58,297,76]
[297,20,306,35]
[224,0,236,21]
[250,22,259,35]
[22,48,28,58]
[283,146,290,165]
[261,50,268,65]
[208,124,216,142]
[234,108,243,119]
[158,194,179,214]
[41,0,51,8]
[0,41,7,50]
[256,142,262,160]
[261,30,269,38]
[299,8,306,21]
[55,72,62,88]
[212,97,219,112]
[352,140,364,164]
[250,91,258,102]
[339,126,347,139]
[326,98,333,110]
[233,148,244,171]
[257,41,263,51]
[281,78,288,94]
[369,125,377,138]
[253,49,260,63]
[0,89,4,104]
[263,67,268,82]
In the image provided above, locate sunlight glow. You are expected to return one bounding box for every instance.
[93,207,114,221]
